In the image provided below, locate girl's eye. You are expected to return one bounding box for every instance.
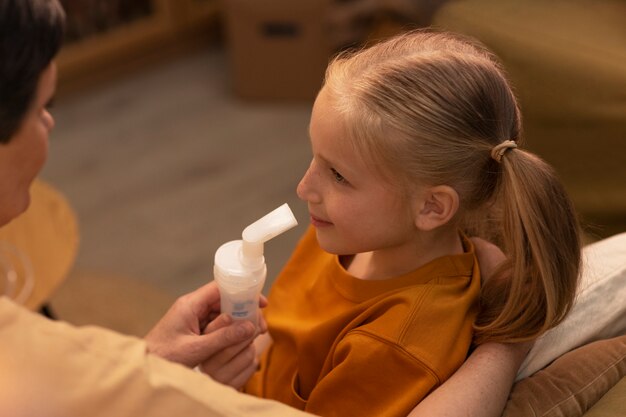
[331,168,348,184]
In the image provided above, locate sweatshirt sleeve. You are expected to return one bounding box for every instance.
[0,298,313,417]
[302,331,440,417]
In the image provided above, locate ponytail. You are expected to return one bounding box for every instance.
[321,29,582,344]
[474,149,582,344]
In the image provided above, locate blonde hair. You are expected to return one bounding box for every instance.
[323,30,581,344]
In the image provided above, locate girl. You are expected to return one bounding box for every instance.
[244,30,581,416]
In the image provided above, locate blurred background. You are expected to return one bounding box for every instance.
[33,0,625,336]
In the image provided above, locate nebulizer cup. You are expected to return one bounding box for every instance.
[213,203,297,329]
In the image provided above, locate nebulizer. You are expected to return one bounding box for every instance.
[213,203,297,328]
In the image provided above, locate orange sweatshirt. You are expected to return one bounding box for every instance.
[246,227,481,417]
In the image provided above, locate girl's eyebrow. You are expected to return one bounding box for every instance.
[313,150,336,169]
[316,152,354,179]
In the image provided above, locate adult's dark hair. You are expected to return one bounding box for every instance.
[0,0,65,143]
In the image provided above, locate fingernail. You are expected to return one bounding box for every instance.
[235,321,255,339]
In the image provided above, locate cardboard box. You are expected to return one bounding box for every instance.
[221,0,333,101]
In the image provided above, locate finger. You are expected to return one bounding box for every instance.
[470,237,507,281]
[186,320,256,365]
[200,310,222,333]
[202,313,233,335]
[226,355,260,390]
[200,337,253,376]
[259,295,268,308]
[254,333,272,358]
[203,343,256,387]
[186,281,222,319]
[258,313,268,334]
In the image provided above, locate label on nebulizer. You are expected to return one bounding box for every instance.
[222,289,257,319]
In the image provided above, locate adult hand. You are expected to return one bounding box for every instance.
[470,237,507,282]
[194,317,258,389]
[145,282,265,375]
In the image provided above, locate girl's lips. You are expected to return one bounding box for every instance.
[310,214,333,227]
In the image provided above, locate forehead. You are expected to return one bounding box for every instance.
[309,89,359,160]
[311,90,407,193]
[311,88,406,183]
[310,88,341,137]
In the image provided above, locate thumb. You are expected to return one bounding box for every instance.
[186,282,221,319]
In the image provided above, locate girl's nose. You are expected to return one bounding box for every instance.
[296,160,321,204]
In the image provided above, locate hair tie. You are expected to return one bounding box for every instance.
[491,140,517,163]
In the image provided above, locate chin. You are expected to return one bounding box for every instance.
[315,231,354,256]
[0,211,19,228]
[4,192,31,226]
[314,230,337,254]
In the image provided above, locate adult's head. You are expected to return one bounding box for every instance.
[0,0,65,142]
[0,0,65,226]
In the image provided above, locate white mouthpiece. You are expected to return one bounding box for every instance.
[240,204,298,268]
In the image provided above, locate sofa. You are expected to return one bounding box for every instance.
[430,0,626,239]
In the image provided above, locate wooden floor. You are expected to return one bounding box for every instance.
[44,47,314,335]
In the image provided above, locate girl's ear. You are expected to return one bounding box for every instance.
[414,185,460,231]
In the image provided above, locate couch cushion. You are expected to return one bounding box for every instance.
[504,335,626,417]
[518,233,626,379]
[583,377,626,417]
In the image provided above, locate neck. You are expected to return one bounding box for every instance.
[346,228,464,281]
